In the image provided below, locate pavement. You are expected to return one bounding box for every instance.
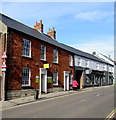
[0,85,114,110]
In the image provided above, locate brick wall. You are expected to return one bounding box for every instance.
[6,28,74,99]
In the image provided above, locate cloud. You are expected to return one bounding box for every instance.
[69,36,114,59]
[75,10,113,22]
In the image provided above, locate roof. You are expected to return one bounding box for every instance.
[0,13,110,64]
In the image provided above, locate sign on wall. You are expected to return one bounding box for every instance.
[43,64,49,68]
[47,77,52,83]
[2,51,7,59]
[35,76,39,84]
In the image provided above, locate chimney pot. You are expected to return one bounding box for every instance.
[34,20,43,33]
[47,27,56,40]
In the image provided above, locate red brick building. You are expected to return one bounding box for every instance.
[0,14,74,100]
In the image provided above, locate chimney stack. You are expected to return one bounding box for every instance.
[34,20,43,33]
[47,27,56,39]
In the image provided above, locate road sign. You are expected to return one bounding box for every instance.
[1,61,7,68]
[1,68,6,72]
[2,51,7,59]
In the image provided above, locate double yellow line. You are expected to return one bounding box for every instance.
[105,108,116,120]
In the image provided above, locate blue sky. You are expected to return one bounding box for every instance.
[1,2,114,59]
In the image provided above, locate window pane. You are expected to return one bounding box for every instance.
[22,39,31,57]
[22,68,30,86]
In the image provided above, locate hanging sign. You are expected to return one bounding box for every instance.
[2,51,7,59]
[1,61,7,68]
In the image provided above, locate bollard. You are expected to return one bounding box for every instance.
[34,89,39,100]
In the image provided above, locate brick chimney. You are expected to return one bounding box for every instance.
[47,27,56,39]
[34,20,43,33]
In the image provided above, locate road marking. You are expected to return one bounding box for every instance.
[104,108,116,120]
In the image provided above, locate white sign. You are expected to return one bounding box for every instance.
[1,68,6,72]
[2,51,7,59]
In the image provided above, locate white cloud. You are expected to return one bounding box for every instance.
[70,37,114,59]
[75,10,113,22]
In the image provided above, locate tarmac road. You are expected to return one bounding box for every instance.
[2,86,114,119]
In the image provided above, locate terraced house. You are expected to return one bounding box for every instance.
[0,14,114,100]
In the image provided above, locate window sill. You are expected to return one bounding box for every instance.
[69,65,74,68]
[22,55,32,59]
[21,85,31,88]
[53,62,59,65]
[40,59,47,62]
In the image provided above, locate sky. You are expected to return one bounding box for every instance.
[0,1,114,59]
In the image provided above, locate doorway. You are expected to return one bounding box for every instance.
[40,68,47,93]
[64,71,69,91]
[75,70,83,89]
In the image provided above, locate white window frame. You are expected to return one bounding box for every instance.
[40,45,46,61]
[69,55,73,66]
[53,71,58,85]
[78,57,82,66]
[69,73,73,85]
[22,39,31,57]
[22,67,31,86]
[53,49,58,63]
[85,60,89,67]
[96,63,99,70]
[103,64,106,71]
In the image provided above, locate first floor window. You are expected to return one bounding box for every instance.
[40,45,46,61]
[22,39,31,57]
[53,49,58,63]
[53,71,58,85]
[22,67,30,86]
[69,55,73,66]
[78,58,82,66]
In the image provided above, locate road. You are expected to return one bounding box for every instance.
[2,86,114,119]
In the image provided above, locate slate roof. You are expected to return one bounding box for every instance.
[0,13,110,64]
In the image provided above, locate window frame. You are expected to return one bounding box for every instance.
[53,49,58,63]
[22,67,31,86]
[40,45,46,61]
[69,55,73,66]
[22,39,31,58]
[53,71,58,85]
[78,57,82,66]
[96,63,99,70]
[85,60,89,67]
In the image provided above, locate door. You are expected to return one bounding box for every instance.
[40,68,47,93]
[64,71,69,91]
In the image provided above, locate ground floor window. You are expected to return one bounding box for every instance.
[22,67,31,86]
[53,71,58,85]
